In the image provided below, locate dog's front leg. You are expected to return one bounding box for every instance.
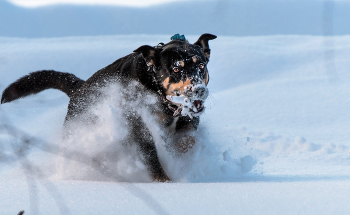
[131,116,170,182]
[139,140,170,182]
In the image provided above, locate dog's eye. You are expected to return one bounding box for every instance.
[173,67,179,73]
[198,63,205,69]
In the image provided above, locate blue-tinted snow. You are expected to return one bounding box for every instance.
[0,34,350,214]
[1,0,350,37]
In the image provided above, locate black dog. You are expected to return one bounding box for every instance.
[1,33,216,182]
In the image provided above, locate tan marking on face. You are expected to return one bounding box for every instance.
[162,77,170,89]
[205,52,210,58]
[179,60,185,67]
[199,72,209,86]
[147,59,155,66]
[192,56,197,63]
[146,49,156,66]
[167,78,191,95]
[204,72,209,85]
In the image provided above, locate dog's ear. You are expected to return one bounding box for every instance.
[194,34,217,59]
[134,45,159,66]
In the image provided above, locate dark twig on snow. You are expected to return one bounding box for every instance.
[0,121,169,215]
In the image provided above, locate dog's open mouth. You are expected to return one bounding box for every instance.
[193,100,204,112]
[166,95,205,119]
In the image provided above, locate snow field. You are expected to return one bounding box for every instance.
[0,34,350,214]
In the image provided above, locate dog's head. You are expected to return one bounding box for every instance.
[134,33,216,118]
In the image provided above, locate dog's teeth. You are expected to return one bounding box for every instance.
[187,112,194,119]
[173,107,182,117]
[166,95,172,101]
[193,106,198,112]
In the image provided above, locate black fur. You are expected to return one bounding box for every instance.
[1,70,84,104]
[1,34,217,182]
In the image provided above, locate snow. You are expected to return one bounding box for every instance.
[3,179,350,215]
[1,34,349,214]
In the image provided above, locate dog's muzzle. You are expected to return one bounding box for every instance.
[166,83,209,119]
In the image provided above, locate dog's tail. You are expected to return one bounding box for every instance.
[1,70,85,104]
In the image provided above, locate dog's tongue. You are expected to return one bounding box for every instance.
[193,100,202,109]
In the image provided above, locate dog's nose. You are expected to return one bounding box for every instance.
[194,87,206,97]
[194,86,208,98]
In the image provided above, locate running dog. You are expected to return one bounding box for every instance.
[1,33,217,181]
